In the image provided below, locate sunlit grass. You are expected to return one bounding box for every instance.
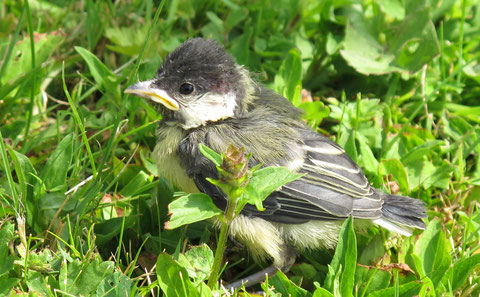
[0,0,479,296]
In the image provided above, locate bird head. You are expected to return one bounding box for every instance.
[125,38,254,129]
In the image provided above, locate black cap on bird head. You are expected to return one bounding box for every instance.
[125,38,254,129]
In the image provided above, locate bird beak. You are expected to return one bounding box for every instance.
[124,80,179,111]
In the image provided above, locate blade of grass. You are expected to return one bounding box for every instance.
[22,0,36,152]
[115,120,158,144]
[74,144,139,237]
[124,0,165,88]
[456,0,466,84]
[126,235,150,277]
[0,2,25,82]
[123,0,165,116]
[61,62,98,179]
[337,90,347,142]
[384,52,480,154]
[0,131,19,210]
[116,214,127,270]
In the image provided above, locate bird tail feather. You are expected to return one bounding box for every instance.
[374,194,427,236]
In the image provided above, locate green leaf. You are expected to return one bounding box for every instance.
[75,46,117,91]
[313,283,335,297]
[379,159,410,193]
[0,32,64,88]
[274,48,303,105]
[242,166,303,211]
[357,135,379,174]
[428,161,454,190]
[7,147,37,198]
[0,222,16,275]
[0,275,19,296]
[419,277,436,297]
[198,143,222,167]
[165,193,222,230]
[407,159,454,190]
[26,271,50,296]
[197,282,214,297]
[21,250,54,273]
[105,26,148,56]
[400,140,443,166]
[7,147,38,227]
[341,0,439,74]
[299,101,330,122]
[463,62,480,85]
[225,7,248,30]
[0,120,25,140]
[37,192,77,229]
[140,149,159,176]
[94,216,136,245]
[59,258,115,295]
[341,20,401,75]
[177,244,214,284]
[388,0,440,71]
[268,270,312,297]
[230,26,254,67]
[38,192,75,212]
[290,262,318,287]
[366,281,422,297]
[378,0,405,19]
[344,130,358,163]
[409,160,454,190]
[156,253,202,297]
[39,133,74,192]
[119,170,152,197]
[205,12,223,31]
[358,235,385,265]
[449,254,480,292]
[324,217,356,297]
[356,267,391,297]
[96,272,137,297]
[415,219,452,287]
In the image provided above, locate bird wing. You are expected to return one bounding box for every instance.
[268,130,384,223]
[187,118,384,224]
[191,130,383,225]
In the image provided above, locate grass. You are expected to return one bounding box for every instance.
[1,0,480,296]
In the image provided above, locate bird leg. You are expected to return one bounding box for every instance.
[223,256,296,290]
[224,265,278,290]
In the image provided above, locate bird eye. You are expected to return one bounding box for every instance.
[179,83,194,95]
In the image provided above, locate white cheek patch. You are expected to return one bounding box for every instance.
[180,92,237,129]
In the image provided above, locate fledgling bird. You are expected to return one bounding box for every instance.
[125,38,426,288]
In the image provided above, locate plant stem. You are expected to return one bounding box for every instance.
[207,217,229,288]
[207,195,238,288]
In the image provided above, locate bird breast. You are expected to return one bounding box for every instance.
[153,124,199,193]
